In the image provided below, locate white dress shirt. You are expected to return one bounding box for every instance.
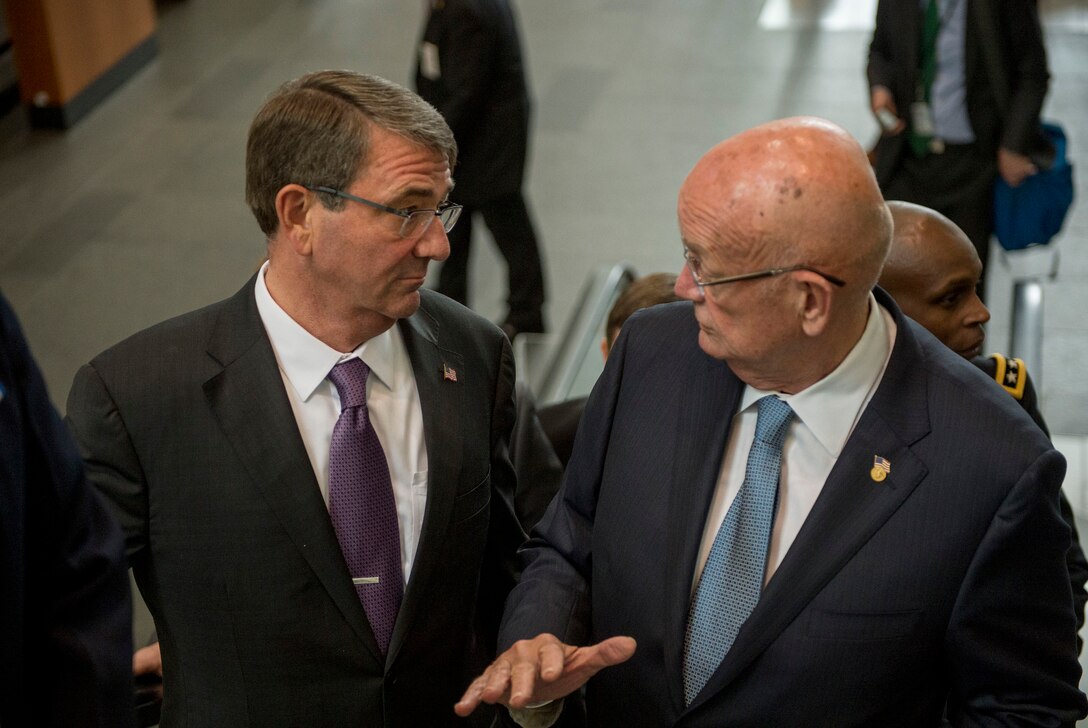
[254,262,428,584]
[693,294,897,591]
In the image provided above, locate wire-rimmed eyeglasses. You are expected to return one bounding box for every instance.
[304,185,463,239]
[682,247,846,293]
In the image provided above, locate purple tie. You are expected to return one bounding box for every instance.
[327,358,403,654]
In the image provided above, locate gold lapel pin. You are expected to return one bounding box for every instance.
[870,455,891,483]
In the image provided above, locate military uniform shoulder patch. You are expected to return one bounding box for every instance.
[988,353,1027,401]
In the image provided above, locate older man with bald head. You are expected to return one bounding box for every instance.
[457,118,1086,727]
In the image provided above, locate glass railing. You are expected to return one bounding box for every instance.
[526,262,637,405]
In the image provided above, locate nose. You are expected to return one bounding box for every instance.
[415,218,451,262]
[675,262,704,302]
[965,292,991,326]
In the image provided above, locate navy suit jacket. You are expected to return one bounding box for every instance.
[501,291,1086,727]
[66,281,523,727]
[0,293,132,728]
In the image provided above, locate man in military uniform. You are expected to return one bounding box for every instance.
[879,199,1086,637]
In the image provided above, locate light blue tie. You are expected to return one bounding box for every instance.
[682,395,794,705]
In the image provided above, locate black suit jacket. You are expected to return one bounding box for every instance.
[501,292,1086,727]
[867,0,1049,185]
[415,0,530,204]
[66,281,524,727]
[0,293,133,728]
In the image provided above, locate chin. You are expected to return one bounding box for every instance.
[389,291,423,320]
[697,331,728,362]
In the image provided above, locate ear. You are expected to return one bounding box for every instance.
[600,336,610,363]
[274,184,317,256]
[794,272,835,338]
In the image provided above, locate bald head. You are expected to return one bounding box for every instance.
[674,117,892,391]
[679,117,891,295]
[880,201,989,358]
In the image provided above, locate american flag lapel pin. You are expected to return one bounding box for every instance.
[870,455,891,483]
[442,362,458,382]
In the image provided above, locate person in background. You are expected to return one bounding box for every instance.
[456,116,1085,727]
[415,0,547,339]
[867,0,1049,300]
[1,292,133,728]
[879,199,1087,641]
[65,71,523,727]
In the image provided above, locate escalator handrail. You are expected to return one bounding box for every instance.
[537,261,637,404]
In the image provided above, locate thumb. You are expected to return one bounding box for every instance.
[591,636,637,667]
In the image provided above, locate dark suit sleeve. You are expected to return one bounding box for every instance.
[996,0,1049,155]
[0,295,133,728]
[865,0,913,183]
[945,448,1086,726]
[499,325,632,650]
[866,0,900,94]
[1019,373,1088,640]
[66,362,150,562]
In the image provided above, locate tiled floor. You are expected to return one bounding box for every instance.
[2,0,1087,717]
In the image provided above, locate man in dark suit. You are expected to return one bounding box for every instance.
[415,0,546,338]
[65,71,523,727]
[867,0,1049,298]
[456,117,1086,727]
[879,199,1088,639]
[1,293,133,728]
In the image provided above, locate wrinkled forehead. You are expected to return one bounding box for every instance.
[677,156,792,264]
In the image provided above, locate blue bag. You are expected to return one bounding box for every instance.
[993,122,1075,251]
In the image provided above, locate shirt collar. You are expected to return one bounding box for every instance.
[254,261,399,401]
[740,292,893,457]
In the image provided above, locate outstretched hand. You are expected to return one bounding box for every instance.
[454,633,636,717]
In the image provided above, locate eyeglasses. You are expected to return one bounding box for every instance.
[304,185,463,239]
[682,247,846,293]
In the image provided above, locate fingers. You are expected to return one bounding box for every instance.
[455,667,505,717]
[455,633,561,715]
[453,634,638,717]
[538,639,567,682]
[508,635,565,707]
[870,86,895,116]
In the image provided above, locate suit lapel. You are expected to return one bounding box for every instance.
[688,297,935,709]
[385,298,464,664]
[201,280,383,661]
[663,349,743,714]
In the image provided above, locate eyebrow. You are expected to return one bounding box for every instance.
[929,279,975,299]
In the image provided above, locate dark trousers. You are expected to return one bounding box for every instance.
[882,142,996,300]
[438,192,546,331]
